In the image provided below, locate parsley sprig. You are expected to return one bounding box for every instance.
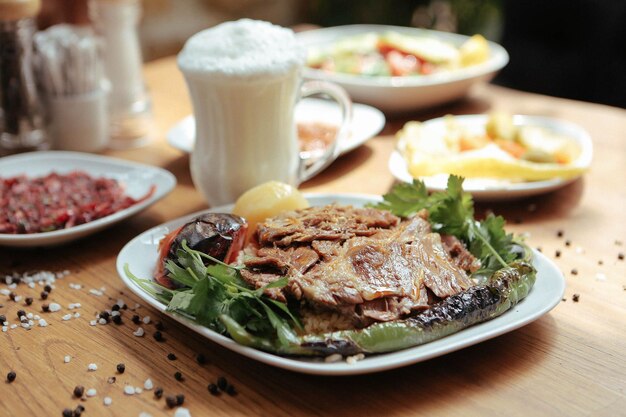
[371,176,522,279]
[125,241,302,349]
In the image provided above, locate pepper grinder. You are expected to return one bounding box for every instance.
[88,0,152,149]
[0,0,49,155]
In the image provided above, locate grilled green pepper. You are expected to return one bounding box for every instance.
[220,260,536,356]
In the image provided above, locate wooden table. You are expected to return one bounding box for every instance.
[2,56,625,417]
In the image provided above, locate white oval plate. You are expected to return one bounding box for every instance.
[167,98,385,156]
[296,25,509,113]
[390,115,593,201]
[0,151,176,247]
[117,194,565,375]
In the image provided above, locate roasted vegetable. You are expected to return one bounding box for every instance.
[155,213,247,288]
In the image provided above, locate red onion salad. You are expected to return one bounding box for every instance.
[0,171,155,234]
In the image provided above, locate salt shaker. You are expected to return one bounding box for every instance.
[0,0,49,155]
[88,0,152,149]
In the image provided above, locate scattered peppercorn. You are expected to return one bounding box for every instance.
[25,297,33,306]
[16,309,25,318]
[572,293,580,302]
[225,384,237,396]
[131,314,140,324]
[174,371,183,381]
[62,408,73,417]
[598,260,604,265]
[42,303,50,312]
[217,376,228,391]
[167,353,177,361]
[74,405,85,416]
[154,387,164,399]
[557,230,564,238]
[536,247,542,253]
[6,371,16,382]
[0,314,6,323]
[112,315,122,325]
[155,321,165,331]
[555,250,561,258]
[176,394,185,405]
[165,396,178,409]
[9,292,16,301]
[153,331,165,342]
[208,383,219,395]
[619,252,624,261]
[107,376,116,384]
[196,353,207,365]
[40,291,49,300]
[111,304,120,312]
[73,385,85,398]
[571,269,578,276]
[44,284,52,293]
[116,363,125,374]
[565,240,571,247]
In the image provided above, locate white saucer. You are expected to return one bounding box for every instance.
[167,98,385,155]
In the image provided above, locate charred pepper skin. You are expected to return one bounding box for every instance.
[220,261,536,356]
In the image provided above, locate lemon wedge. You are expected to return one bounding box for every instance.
[459,34,490,67]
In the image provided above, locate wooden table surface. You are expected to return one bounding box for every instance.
[2,56,625,417]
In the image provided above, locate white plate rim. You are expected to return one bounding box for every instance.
[116,193,565,375]
[0,151,177,247]
[389,114,593,200]
[296,24,509,88]
[166,99,386,155]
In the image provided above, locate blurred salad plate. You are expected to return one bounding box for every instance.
[296,25,509,113]
[389,114,593,200]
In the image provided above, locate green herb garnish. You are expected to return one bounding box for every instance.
[125,242,301,349]
[370,175,522,279]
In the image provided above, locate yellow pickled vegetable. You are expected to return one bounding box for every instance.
[459,34,490,67]
[232,181,309,239]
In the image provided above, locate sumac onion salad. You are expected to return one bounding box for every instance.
[0,171,155,234]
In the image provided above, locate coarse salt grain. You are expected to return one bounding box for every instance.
[174,407,192,417]
[26,312,33,319]
[144,378,153,390]
[14,295,22,302]
[98,318,107,325]
[111,311,120,317]
[133,327,145,337]
[596,273,607,281]
[124,385,135,395]
[64,355,71,363]
[34,315,40,320]
[10,324,17,329]
[28,282,35,288]
[103,397,112,406]
[88,363,98,371]
[74,313,80,318]
[90,320,97,326]
[39,319,48,327]
[0,289,10,296]
[2,326,7,332]
[324,354,342,363]
[86,388,97,397]
[89,289,103,296]
[135,387,143,394]
[49,302,61,312]
[346,353,365,365]
[62,314,72,321]
[142,316,151,324]
[21,322,30,329]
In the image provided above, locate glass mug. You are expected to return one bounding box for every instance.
[178,19,351,206]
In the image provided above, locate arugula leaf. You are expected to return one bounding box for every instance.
[373,176,522,277]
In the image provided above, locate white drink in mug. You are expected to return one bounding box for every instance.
[177,19,351,206]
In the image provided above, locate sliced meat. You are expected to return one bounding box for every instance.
[242,205,474,324]
[257,205,399,246]
[441,234,481,273]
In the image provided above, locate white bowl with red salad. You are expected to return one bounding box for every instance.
[0,151,176,247]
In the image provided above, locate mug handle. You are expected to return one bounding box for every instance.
[297,80,352,183]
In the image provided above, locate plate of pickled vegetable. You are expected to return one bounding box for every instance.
[117,180,565,375]
[390,113,593,200]
[296,25,509,112]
